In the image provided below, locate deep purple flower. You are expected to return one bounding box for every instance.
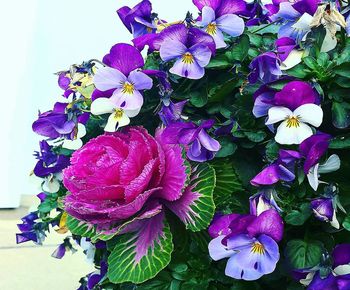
[299,133,331,174]
[32,102,75,139]
[162,119,221,162]
[51,237,77,259]
[248,52,282,84]
[276,37,298,61]
[16,212,41,244]
[208,209,284,281]
[159,100,187,126]
[194,0,245,49]
[33,140,70,178]
[310,197,339,228]
[251,149,301,186]
[117,0,157,38]
[158,24,216,79]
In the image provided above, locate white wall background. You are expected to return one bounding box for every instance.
[1,0,196,207]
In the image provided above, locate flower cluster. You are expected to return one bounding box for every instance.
[18,0,350,289]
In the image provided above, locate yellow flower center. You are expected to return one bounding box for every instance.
[114,109,124,120]
[206,23,217,35]
[182,52,194,64]
[251,242,265,255]
[122,82,135,94]
[286,116,301,128]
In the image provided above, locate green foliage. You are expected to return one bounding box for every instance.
[66,215,96,238]
[285,203,312,226]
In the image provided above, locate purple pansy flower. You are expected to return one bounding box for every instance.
[32,102,75,139]
[276,37,303,70]
[117,0,157,38]
[194,0,245,49]
[208,209,284,281]
[16,212,46,245]
[93,43,153,111]
[251,149,301,186]
[158,24,216,79]
[33,140,70,178]
[51,237,77,259]
[159,100,187,126]
[162,119,221,162]
[249,52,282,84]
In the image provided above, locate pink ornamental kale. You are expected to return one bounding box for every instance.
[63,126,189,225]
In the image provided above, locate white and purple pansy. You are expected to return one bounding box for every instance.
[158,24,216,79]
[264,81,323,145]
[208,209,284,281]
[193,0,245,49]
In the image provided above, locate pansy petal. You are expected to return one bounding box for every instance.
[62,139,83,151]
[91,98,115,115]
[190,44,212,67]
[125,107,141,118]
[216,14,244,37]
[266,107,292,125]
[199,6,216,26]
[104,114,118,132]
[93,67,126,91]
[275,120,313,145]
[116,113,131,129]
[111,88,144,110]
[198,129,220,151]
[307,164,320,191]
[209,235,236,261]
[318,154,341,174]
[159,39,188,62]
[210,28,227,49]
[128,70,153,91]
[193,0,221,11]
[333,244,350,268]
[294,104,323,127]
[170,58,205,79]
[281,49,304,70]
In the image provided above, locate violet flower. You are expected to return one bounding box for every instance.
[159,100,188,126]
[249,189,282,216]
[276,37,303,70]
[117,0,157,38]
[208,209,284,281]
[93,43,153,111]
[162,119,221,162]
[33,140,70,178]
[248,52,282,84]
[310,197,339,229]
[194,0,245,48]
[51,237,77,259]
[158,24,216,79]
[299,133,340,190]
[16,212,46,244]
[251,149,301,186]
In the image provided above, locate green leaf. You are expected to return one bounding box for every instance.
[244,131,266,143]
[167,163,216,231]
[66,215,96,238]
[189,91,208,108]
[229,34,250,62]
[206,54,231,69]
[107,214,173,284]
[329,134,350,149]
[334,63,350,78]
[285,239,323,269]
[332,102,350,129]
[343,216,350,231]
[285,203,312,226]
[216,136,237,157]
[285,63,309,78]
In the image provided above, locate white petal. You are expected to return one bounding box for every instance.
[104,113,118,132]
[292,13,313,30]
[294,104,323,127]
[62,138,83,150]
[91,98,115,115]
[43,175,60,193]
[300,272,315,286]
[321,29,338,52]
[330,210,340,229]
[198,6,216,27]
[275,120,313,145]
[208,236,235,261]
[266,106,292,125]
[116,113,130,129]
[318,154,341,174]
[334,265,350,276]
[77,123,86,138]
[281,50,304,70]
[125,107,141,118]
[307,164,320,191]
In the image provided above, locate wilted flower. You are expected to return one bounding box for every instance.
[208,209,284,281]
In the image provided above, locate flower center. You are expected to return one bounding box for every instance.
[251,242,265,255]
[182,52,194,64]
[122,82,134,94]
[114,109,124,120]
[286,116,301,128]
[206,23,217,35]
